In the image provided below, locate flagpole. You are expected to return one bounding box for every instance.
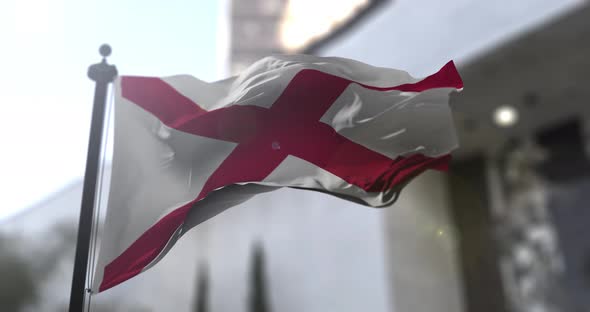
[69,44,117,312]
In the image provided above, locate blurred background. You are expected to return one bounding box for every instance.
[1,0,590,311]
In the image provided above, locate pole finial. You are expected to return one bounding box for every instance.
[99,44,112,58]
[88,44,118,83]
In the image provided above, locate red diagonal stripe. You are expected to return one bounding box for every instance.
[195,139,288,201]
[121,77,208,129]
[100,202,192,292]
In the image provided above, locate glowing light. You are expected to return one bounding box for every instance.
[493,106,519,127]
[279,0,370,52]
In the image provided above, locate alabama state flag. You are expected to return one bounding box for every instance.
[92,55,463,292]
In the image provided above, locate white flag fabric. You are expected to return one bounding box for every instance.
[92,55,463,292]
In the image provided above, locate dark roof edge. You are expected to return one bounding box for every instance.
[457,2,587,71]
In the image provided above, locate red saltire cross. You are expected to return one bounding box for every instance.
[99,61,463,291]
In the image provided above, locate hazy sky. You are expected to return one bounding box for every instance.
[0,0,223,220]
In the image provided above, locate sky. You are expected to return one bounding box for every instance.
[0,0,223,220]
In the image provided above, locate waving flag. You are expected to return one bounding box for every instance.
[92,55,463,292]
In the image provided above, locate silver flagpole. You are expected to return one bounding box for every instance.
[69,44,117,312]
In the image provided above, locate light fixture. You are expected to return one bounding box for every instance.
[279,0,371,53]
[493,105,519,127]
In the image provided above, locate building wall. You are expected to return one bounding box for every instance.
[205,188,391,312]
[384,172,464,312]
[230,0,288,74]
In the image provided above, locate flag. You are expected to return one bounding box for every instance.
[92,55,463,292]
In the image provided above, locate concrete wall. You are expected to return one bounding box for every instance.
[383,172,464,312]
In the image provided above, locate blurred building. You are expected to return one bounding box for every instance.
[229,0,287,74]
[3,1,590,312]
[325,1,590,312]
[213,1,590,312]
